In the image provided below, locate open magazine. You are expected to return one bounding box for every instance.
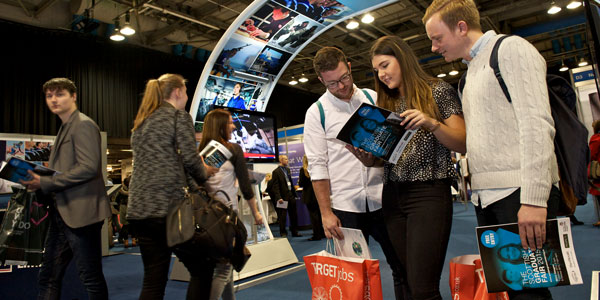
[476,218,582,292]
[199,140,233,168]
[336,103,416,164]
[0,157,57,184]
[333,227,371,259]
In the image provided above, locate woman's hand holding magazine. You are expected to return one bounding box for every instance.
[345,145,383,168]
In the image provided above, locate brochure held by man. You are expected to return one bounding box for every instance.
[476,218,582,292]
[199,140,233,168]
[0,157,57,184]
[336,103,417,164]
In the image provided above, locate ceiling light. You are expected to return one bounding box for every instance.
[299,74,308,83]
[110,21,125,41]
[437,72,447,78]
[567,1,582,9]
[346,20,359,30]
[559,60,569,72]
[578,56,588,67]
[361,14,374,24]
[289,77,298,85]
[120,13,136,36]
[449,64,459,76]
[548,2,561,14]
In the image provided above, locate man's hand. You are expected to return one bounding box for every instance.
[20,170,41,191]
[321,211,344,240]
[252,210,264,225]
[278,199,284,204]
[517,204,547,250]
[345,145,376,167]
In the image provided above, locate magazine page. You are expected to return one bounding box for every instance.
[199,140,233,168]
[476,218,582,292]
[333,227,371,259]
[0,157,57,184]
[336,103,416,164]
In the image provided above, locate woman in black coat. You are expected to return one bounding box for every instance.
[298,155,325,241]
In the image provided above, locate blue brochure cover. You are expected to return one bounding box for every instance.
[476,218,582,292]
[0,157,56,184]
[336,103,416,164]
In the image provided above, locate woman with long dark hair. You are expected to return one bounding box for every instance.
[199,109,263,300]
[128,73,217,300]
[350,36,466,299]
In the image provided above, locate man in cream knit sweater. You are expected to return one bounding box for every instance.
[423,1,560,299]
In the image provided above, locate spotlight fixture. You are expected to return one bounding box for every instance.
[120,13,136,36]
[110,20,125,41]
[567,1,582,9]
[548,1,561,14]
[437,67,447,78]
[361,14,374,24]
[298,74,309,83]
[448,63,459,76]
[346,20,359,30]
[559,60,569,72]
[289,77,298,85]
[578,56,588,67]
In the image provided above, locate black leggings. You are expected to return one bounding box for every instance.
[382,179,453,300]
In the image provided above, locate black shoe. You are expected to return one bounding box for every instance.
[292,233,302,237]
[569,215,584,225]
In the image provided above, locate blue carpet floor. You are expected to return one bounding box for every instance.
[103,197,600,299]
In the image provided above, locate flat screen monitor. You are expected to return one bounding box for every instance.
[214,106,278,163]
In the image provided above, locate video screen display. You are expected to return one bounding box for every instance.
[215,106,278,163]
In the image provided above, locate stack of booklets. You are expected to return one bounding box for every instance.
[199,140,233,168]
[336,103,416,164]
[0,157,56,184]
[476,218,582,292]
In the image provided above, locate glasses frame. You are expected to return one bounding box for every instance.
[323,71,352,89]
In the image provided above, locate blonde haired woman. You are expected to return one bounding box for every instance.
[128,73,217,300]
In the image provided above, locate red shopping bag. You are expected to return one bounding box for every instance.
[449,255,509,300]
[304,250,383,300]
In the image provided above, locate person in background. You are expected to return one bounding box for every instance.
[267,155,301,237]
[21,77,111,300]
[226,83,246,110]
[350,35,465,299]
[303,46,405,299]
[423,1,560,299]
[198,108,264,300]
[117,175,137,247]
[127,73,217,300]
[298,155,325,241]
[589,120,600,227]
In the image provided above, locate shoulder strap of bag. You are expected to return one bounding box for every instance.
[489,35,513,103]
[362,89,375,105]
[173,111,190,192]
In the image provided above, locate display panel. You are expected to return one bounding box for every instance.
[215,106,278,163]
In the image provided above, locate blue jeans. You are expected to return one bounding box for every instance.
[38,207,108,300]
[209,262,235,300]
[332,207,406,300]
[475,186,560,300]
[382,179,453,300]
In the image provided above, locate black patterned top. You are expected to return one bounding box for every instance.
[384,80,462,183]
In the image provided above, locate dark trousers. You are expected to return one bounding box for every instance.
[38,208,108,300]
[130,218,215,300]
[382,179,453,300]
[333,207,406,300]
[272,197,299,235]
[306,201,325,239]
[475,186,560,300]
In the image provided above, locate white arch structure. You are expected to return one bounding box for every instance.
[189,0,397,124]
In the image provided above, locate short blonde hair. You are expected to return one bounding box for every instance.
[423,0,481,31]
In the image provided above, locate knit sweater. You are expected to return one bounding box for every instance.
[128,103,207,220]
[463,33,559,207]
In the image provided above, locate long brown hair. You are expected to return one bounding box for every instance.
[198,109,232,151]
[132,74,186,131]
[370,36,442,122]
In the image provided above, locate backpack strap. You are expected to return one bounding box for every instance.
[362,89,375,105]
[316,89,374,131]
[316,101,325,130]
[489,35,513,103]
[458,71,467,100]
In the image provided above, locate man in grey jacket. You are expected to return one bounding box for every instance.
[22,77,111,300]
